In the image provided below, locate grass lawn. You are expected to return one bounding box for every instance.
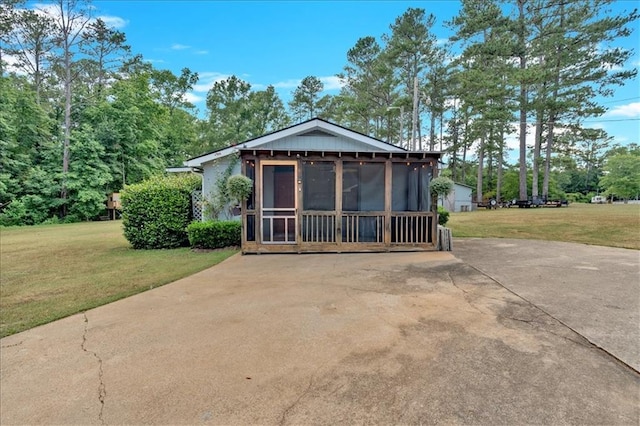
[448,203,640,250]
[0,221,237,338]
[2,204,638,338]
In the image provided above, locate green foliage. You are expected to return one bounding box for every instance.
[565,192,591,203]
[0,195,50,226]
[226,174,253,205]
[202,156,239,220]
[437,206,450,226]
[600,152,640,200]
[289,76,324,121]
[66,125,112,221]
[431,176,454,197]
[2,2,637,227]
[186,220,241,249]
[121,174,201,249]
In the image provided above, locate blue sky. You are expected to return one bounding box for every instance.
[41,1,640,151]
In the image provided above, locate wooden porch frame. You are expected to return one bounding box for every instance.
[240,150,440,254]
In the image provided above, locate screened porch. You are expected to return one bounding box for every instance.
[240,149,441,253]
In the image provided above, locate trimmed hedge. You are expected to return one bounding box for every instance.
[187,220,241,249]
[121,174,201,249]
[437,206,450,226]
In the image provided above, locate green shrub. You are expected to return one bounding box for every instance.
[121,174,201,249]
[187,220,241,249]
[438,206,450,226]
[0,195,50,226]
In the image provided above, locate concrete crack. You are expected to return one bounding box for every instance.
[1,340,24,349]
[279,375,314,426]
[464,262,640,374]
[82,313,106,425]
[447,271,485,315]
[500,315,591,348]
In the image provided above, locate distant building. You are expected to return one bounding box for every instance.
[439,183,473,212]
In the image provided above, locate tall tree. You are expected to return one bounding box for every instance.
[4,8,55,103]
[151,67,198,114]
[449,0,515,201]
[247,85,290,135]
[48,0,91,216]
[384,7,437,149]
[289,76,323,121]
[80,17,130,99]
[0,0,23,75]
[204,75,253,148]
[511,0,530,201]
[339,36,399,139]
[529,0,638,199]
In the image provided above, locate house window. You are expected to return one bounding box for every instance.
[342,162,385,211]
[391,162,431,212]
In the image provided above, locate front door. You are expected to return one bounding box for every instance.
[261,162,297,244]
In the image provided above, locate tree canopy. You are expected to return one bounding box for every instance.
[1,0,637,225]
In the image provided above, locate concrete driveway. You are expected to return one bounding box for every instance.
[1,246,639,425]
[454,238,640,373]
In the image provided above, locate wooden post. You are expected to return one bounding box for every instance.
[384,159,392,247]
[335,160,343,248]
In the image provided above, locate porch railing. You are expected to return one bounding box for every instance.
[302,213,336,243]
[300,212,434,245]
[391,213,433,244]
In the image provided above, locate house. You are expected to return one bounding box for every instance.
[185,118,441,254]
[439,183,473,212]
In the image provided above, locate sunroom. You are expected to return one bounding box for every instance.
[184,118,442,254]
[239,149,440,253]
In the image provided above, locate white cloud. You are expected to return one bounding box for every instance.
[194,50,209,55]
[271,76,344,91]
[171,43,191,50]
[192,72,230,93]
[96,15,127,29]
[607,102,640,118]
[272,79,302,89]
[29,4,126,32]
[2,53,26,75]
[183,92,204,104]
[320,75,345,91]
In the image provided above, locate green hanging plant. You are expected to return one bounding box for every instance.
[431,176,454,197]
[226,174,253,206]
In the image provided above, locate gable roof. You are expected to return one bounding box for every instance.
[185,117,406,167]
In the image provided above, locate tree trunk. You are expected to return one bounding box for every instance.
[497,129,504,202]
[543,114,555,199]
[61,35,71,217]
[461,117,468,183]
[532,109,543,200]
[476,134,485,203]
[429,111,436,151]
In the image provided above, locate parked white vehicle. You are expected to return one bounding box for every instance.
[591,195,606,204]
